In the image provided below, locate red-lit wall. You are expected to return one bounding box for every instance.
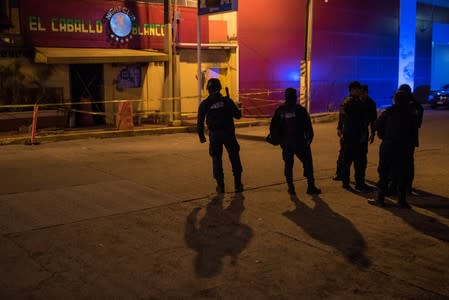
[238,0,400,114]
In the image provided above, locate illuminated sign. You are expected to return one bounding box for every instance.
[104,7,135,44]
[28,16,103,33]
[198,0,238,16]
[21,0,200,50]
[27,15,165,37]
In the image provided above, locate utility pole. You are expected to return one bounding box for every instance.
[197,10,202,106]
[303,0,313,113]
[164,0,174,122]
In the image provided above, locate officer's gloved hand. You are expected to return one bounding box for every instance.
[199,135,207,143]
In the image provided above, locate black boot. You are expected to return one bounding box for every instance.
[216,178,225,194]
[368,191,385,207]
[287,179,296,195]
[375,192,385,207]
[333,173,342,181]
[234,174,244,193]
[398,192,411,208]
[307,180,322,195]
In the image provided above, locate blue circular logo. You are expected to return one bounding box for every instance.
[110,12,132,37]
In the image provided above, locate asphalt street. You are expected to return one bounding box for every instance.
[0,109,448,299]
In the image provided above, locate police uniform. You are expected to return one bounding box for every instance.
[360,94,378,187]
[333,100,345,181]
[197,79,243,193]
[338,94,368,190]
[373,91,418,208]
[407,93,423,192]
[270,88,320,195]
[387,85,423,195]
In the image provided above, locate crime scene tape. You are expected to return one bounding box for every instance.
[0,88,288,119]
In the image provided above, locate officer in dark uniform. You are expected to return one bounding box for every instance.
[334,84,377,183]
[386,84,424,195]
[197,78,243,193]
[338,81,370,191]
[359,84,378,190]
[399,84,423,193]
[270,88,321,195]
[370,91,418,208]
[332,99,345,181]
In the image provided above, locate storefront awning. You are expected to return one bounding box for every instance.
[34,47,168,64]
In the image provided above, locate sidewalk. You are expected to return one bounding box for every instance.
[0,113,337,145]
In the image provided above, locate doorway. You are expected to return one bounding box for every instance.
[70,64,105,126]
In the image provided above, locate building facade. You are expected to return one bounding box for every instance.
[0,0,238,129]
[1,0,447,131]
[238,0,449,114]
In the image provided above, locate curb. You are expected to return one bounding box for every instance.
[0,114,334,146]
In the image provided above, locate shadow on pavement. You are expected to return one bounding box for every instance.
[363,180,449,242]
[382,205,449,243]
[283,194,371,268]
[407,188,449,220]
[184,193,253,278]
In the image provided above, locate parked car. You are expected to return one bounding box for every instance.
[429,84,449,109]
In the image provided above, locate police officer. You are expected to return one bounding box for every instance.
[359,84,377,190]
[197,78,243,193]
[386,84,424,195]
[270,88,321,195]
[399,84,423,193]
[338,81,371,191]
[333,84,376,182]
[370,91,418,208]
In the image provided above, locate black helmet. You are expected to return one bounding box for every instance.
[285,88,297,101]
[207,78,222,93]
[398,84,412,94]
[348,80,361,91]
[394,91,409,106]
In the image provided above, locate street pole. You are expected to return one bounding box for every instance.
[164,0,174,122]
[197,13,202,106]
[303,0,313,113]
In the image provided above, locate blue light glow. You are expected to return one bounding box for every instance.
[398,0,416,90]
[431,23,449,90]
[288,71,300,82]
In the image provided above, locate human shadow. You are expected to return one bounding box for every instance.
[382,205,449,243]
[184,193,253,278]
[366,179,449,220]
[283,194,371,268]
[406,188,449,220]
